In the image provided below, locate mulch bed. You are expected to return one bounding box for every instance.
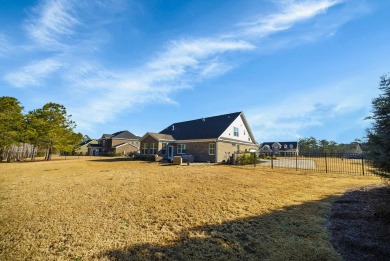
[327,184,390,261]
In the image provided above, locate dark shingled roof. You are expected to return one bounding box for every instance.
[110,130,139,140]
[78,140,92,146]
[261,142,298,149]
[159,112,242,140]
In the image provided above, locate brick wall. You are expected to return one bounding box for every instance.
[179,142,216,162]
[217,141,258,162]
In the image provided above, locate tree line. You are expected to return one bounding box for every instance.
[298,137,362,154]
[0,96,83,162]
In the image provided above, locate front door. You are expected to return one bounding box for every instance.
[168,145,174,161]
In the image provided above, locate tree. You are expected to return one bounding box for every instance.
[328,141,338,155]
[27,103,81,160]
[0,97,25,162]
[318,139,330,152]
[298,136,318,151]
[366,74,390,173]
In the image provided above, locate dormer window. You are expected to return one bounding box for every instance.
[289,144,294,149]
[234,127,239,137]
[284,144,287,149]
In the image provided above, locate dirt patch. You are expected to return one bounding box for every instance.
[328,184,390,261]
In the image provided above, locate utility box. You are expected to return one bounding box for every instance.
[173,156,182,165]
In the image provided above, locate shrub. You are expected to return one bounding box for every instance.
[237,153,259,165]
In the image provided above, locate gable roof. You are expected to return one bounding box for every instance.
[159,112,242,140]
[78,139,92,146]
[261,142,298,149]
[102,130,140,140]
[140,132,175,142]
[78,139,98,147]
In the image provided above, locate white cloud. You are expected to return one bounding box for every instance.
[147,39,255,82]
[67,38,255,129]
[26,0,80,49]
[247,76,374,141]
[4,58,64,87]
[0,34,10,57]
[230,0,343,39]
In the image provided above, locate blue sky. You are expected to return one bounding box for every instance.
[1,0,389,143]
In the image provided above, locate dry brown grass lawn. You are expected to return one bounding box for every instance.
[0,157,382,260]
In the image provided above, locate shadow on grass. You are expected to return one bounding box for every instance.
[99,197,343,261]
[328,185,390,261]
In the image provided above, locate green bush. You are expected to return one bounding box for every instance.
[237,153,259,165]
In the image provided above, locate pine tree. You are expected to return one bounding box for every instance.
[366,74,390,174]
[27,103,81,160]
[0,97,25,162]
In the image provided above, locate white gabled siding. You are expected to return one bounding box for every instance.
[219,115,252,142]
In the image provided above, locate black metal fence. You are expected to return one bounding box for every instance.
[256,151,379,175]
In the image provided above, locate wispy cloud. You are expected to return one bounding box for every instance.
[146,39,255,82]
[246,76,374,141]
[230,0,343,39]
[25,0,80,49]
[4,58,64,87]
[0,34,10,57]
[68,38,255,128]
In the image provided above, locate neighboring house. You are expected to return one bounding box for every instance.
[76,139,98,155]
[87,143,102,156]
[139,112,258,163]
[348,143,364,158]
[259,142,299,156]
[98,130,140,156]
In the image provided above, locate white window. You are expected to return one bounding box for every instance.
[290,144,294,149]
[234,127,239,137]
[150,143,157,154]
[161,143,167,155]
[284,144,287,149]
[141,143,148,154]
[177,144,186,154]
[209,143,215,155]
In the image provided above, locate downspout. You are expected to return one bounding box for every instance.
[215,139,218,163]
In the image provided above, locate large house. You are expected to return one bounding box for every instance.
[93,130,140,156]
[139,112,258,163]
[259,142,299,156]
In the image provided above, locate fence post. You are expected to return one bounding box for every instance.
[295,153,298,171]
[361,156,365,176]
[325,152,328,173]
[253,152,256,167]
[271,152,273,169]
